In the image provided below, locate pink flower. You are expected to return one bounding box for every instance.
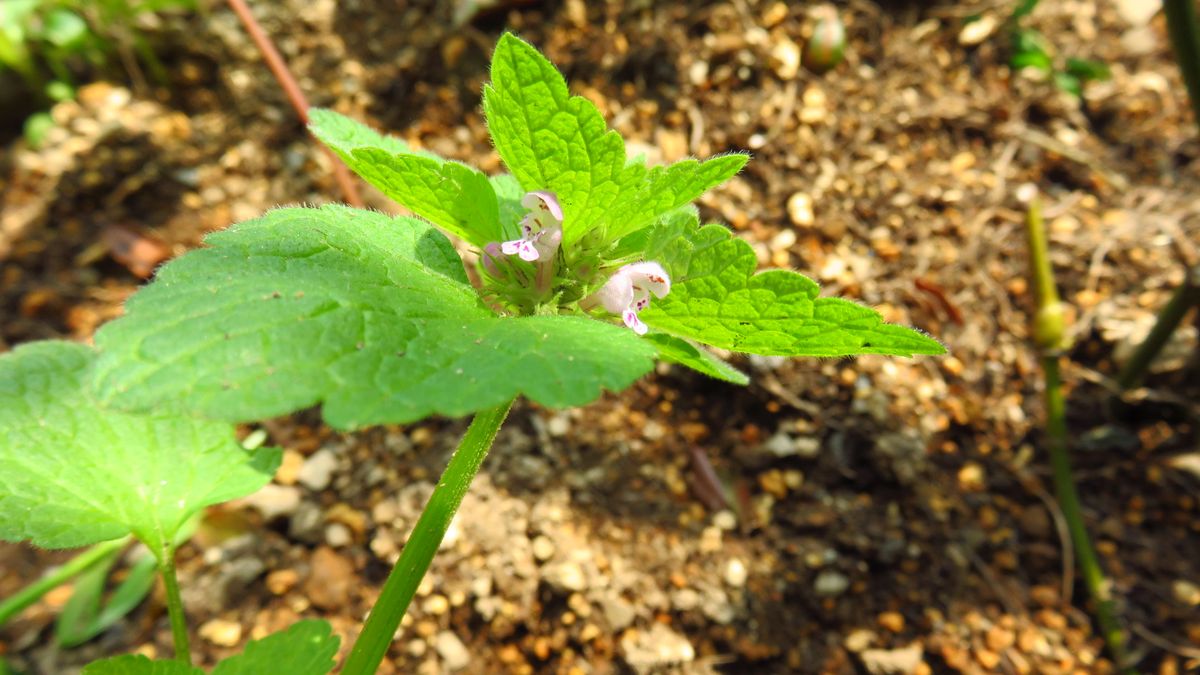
[500,190,563,262]
[590,262,671,335]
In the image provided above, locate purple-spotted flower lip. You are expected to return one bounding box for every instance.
[591,261,671,335]
[499,190,563,262]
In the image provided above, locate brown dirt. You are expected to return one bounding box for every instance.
[2,1,1199,673]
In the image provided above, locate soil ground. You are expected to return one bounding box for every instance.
[2,0,1199,673]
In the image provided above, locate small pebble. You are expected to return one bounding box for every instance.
[297,449,337,491]
[844,628,875,653]
[274,449,304,485]
[324,522,352,548]
[423,594,450,616]
[877,611,905,633]
[958,15,997,46]
[243,484,301,520]
[266,569,299,595]
[1172,579,1200,606]
[724,558,748,587]
[532,535,557,562]
[770,38,802,80]
[304,546,355,610]
[544,562,587,593]
[787,192,814,227]
[814,570,850,597]
[199,618,242,647]
[712,510,738,531]
[434,631,471,671]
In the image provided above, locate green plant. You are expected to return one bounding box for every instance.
[1004,0,1111,96]
[1,34,944,673]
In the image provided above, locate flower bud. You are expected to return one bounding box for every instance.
[1034,301,1072,351]
[481,242,504,277]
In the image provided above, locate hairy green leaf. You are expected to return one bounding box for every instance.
[308,109,498,246]
[81,621,338,675]
[82,656,201,675]
[484,33,640,246]
[639,221,946,357]
[490,173,526,237]
[483,34,744,248]
[602,154,747,243]
[211,620,339,675]
[0,341,279,553]
[643,334,748,385]
[93,206,657,430]
[308,108,424,159]
[345,148,501,247]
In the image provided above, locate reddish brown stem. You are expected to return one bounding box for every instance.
[224,0,363,207]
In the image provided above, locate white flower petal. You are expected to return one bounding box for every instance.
[594,272,635,315]
[624,261,671,298]
[521,190,564,222]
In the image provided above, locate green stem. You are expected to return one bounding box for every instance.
[342,400,514,675]
[1042,356,1133,673]
[1115,267,1200,390]
[0,536,130,628]
[159,548,191,664]
[1165,0,1200,130]
[1026,197,1133,673]
[1026,196,1056,309]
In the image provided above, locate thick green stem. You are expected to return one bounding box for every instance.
[342,400,514,675]
[1042,356,1132,673]
[159,548,191,664]
[0,536,130,628]
[1026,197,1133,673]
[1165,0,1200,129]
[1116,267,1200,390]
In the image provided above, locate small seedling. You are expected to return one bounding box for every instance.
[0,0,196,144]
[1004,0,1110,96]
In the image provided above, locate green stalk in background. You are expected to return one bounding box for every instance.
[1165,0,1200,127]
[342,400,514,675]
[1114,1,1200,392]
[1116,267,1200,390]
[0,536,130,628]
[1026,195,1134,673]
[1108,0,1200,391]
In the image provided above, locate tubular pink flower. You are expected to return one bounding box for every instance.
[591,262,671,335]
[500,190,563,262]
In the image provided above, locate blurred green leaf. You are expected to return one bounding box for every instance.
[55,547,119,647]
[0,4,34,73]
[56,547,157,648]
[1054,71,1082,96]
[1011,29,1052,72]
[23,112,54,148]
[1065,57,1111,82]
[1011,0,1040,21]
[40,9,89,49]
[45,79,73,101]
[0,0,39,28]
